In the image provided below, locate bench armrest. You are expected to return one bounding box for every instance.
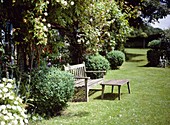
[74,76,90,80]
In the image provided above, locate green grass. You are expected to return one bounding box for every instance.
[30,48,170,125]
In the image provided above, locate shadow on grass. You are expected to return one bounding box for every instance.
[72,89,101,102]
[126,53,145,62]
[94,93,119,101]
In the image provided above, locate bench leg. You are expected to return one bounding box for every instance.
[85,79,89,102]
[118,85,121,100]
[111,85,114,93]
[127,82,130,94]
[101,84,105,99]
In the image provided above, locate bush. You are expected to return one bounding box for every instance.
[148,40,161,49]
[0,78,28,125]
[147,49,162,66]
[85,54,110,79]
[30,67,74,117]
[106,50,125,69]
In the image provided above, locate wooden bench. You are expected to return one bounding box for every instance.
[101,79,130,100]
[64,62,106,102]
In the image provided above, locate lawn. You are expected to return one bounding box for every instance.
[30,48,170,125]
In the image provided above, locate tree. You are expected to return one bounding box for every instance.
[116,0,170,28]
[47,0,131,63]
[0,0,131,75]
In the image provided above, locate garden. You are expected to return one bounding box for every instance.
[0,0,170,125]
[30,48,170,125]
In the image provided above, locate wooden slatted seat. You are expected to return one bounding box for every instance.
[64,62,106,102]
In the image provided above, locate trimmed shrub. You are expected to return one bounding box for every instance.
[30,67,74,117]
[106,50,125,69]
[147,49,162,66]
[148,40,161,49]
[85,54,110,79]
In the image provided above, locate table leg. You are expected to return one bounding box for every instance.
[101,84,105,99]
[127,82,130,94]
[118,85,121,100]
[111,85,114,93]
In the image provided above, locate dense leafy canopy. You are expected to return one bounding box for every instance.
[0,0,132,66]
[116,0,170,28]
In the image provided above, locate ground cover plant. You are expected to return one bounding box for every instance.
[30,48,170,125]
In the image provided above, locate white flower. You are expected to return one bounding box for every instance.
[12,120,18,125]
[71,1,74,5]
[1,121,5,125]
[7,112,12,117]
[6,83,13,88]
[2,109,8,114]
[3,87,8,92]
[1,105,6,109]
[22,113,27,119]
[0,94,2,98]
[24,119,28,124]
[5,92,10,98]
[9,95,14,100]
[14,101,19,105]
[17,106,22,112]
[6,104,12,109]
[47,23,51,28]
[8,79,13,83]
[16,97,23,103]
[20,119,24,125]
[12,105,17,110]
[42,18,46,22]
[0,83,4,87]
[9,115,14,120]
[63,1,67,6]
[19,98,23,103]
[90,18,93,22]
[40,22,44,27]
[4,115,9,120]
[46,1,49,4]
[44,12,48,16]
[2,78,7,82]
[43,26,48,32]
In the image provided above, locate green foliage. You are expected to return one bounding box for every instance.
[147,49,162,66]
[85,54,110,79]
[30,67,74,117]
[106,50,125,69]
[116,0,169,27]
[0,78,28,125]
[148,40,161,49]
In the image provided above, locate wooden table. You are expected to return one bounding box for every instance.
[101,79,130,100]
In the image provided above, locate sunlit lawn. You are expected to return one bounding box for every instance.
[30,48,170,125]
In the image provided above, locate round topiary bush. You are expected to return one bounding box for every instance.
[147,49,162,66]
[30,67,74,117]
[106,50,125,69]
[85,54,110,79]
[148,40,161,49]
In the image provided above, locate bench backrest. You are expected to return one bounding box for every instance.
[64,62,87,77]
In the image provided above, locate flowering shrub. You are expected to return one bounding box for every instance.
[0,78,28,125]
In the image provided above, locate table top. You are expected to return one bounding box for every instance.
[101,79,129,86]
